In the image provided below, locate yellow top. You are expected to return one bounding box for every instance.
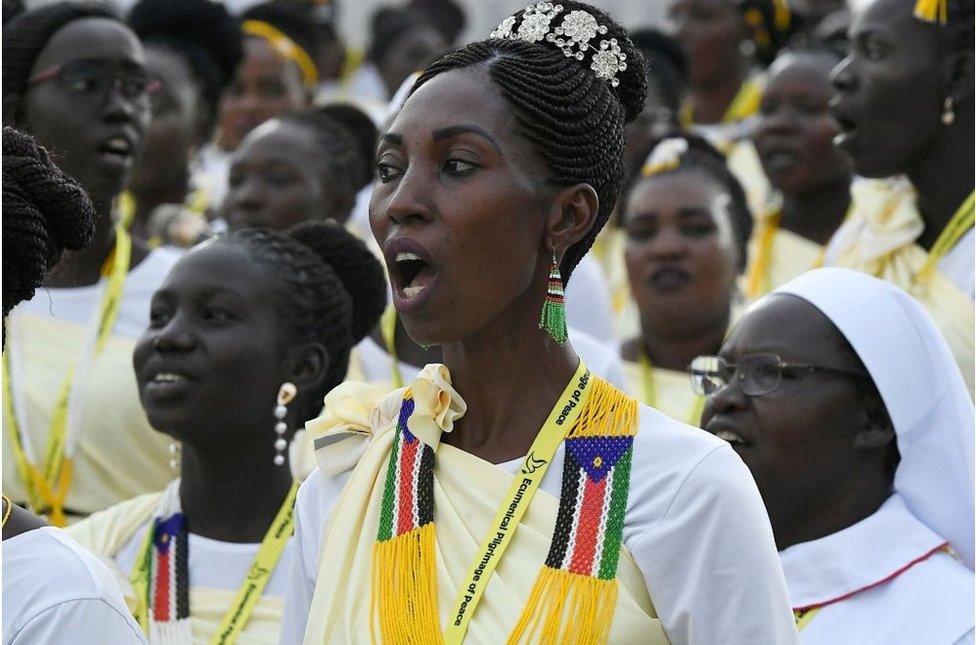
[826,177,974,396]
[745,220,825,300]
[621,360,705,427]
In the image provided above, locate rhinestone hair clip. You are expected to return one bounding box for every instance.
[489,2,628,87]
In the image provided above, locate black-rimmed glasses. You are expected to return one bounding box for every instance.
[690,353,871,397]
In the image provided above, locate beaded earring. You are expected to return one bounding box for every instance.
[539,252,568,344]
[274,383,297,466]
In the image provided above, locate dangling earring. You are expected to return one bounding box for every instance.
[738,39,755,58]
[273,383,297,466]
[942,97,955,125]
[168,441,181,473]
[539,251,568,344]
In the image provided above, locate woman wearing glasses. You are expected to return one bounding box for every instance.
[697,267,975,643]
[2,3,180,523]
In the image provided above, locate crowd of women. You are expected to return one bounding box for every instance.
[1,0,972,643]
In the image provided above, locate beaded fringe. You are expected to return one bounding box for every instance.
[539,262,568,344]
[507,567,618,644]
[370,523,442,644]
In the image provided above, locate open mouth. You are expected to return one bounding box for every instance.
[649,266,691,292]
[144,371,191,394]
[705,419,754,448]
[761,148,799,173]
[97,137,134,163]
[394,252,436,299]
[713,429,749,446]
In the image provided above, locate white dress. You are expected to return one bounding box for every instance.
[782,495,974,644]
[2,526,146,645]
[281,404,799,644]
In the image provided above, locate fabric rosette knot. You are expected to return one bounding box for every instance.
[306,365,467,476]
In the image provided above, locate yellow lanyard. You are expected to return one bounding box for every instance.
[130,481,300,644]
[638,351,705,426]
[2,224,131,526]
[444,362,593,645]
[746,210,783,299]
[915,191,975,285]
[794,607,821,631]
[380,305,405,389]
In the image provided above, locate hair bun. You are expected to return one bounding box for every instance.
[286,221,387,344]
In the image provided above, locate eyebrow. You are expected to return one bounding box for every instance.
[432,124,501,152]
[380,133,403,146]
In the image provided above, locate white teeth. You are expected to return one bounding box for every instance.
[715,430,746,445]
[403,285,426,298]
[396,252,421,262]
[152,373,185,383]
[105,138,130,154]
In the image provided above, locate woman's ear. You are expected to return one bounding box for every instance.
[288,342,329,390]
[546,183,599,254]
[943,47,974,115]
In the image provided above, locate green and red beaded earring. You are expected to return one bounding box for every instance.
[539,251,568,344]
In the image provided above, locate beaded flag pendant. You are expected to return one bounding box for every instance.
[371,393,441,642]
[508,382,638,643]
[147,512,192,643]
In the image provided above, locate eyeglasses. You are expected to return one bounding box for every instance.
[690,353,871,397]
[27,59,160,104]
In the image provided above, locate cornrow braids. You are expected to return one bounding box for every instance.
[2,2,118,125]
[410,1,647,283]
[216,222,386,422]
[620,132,754,271]
[2,126,96,326]
[276,108,363,222]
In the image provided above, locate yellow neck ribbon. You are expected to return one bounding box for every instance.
[380,305,405,389]
[443,362,593,645]
[915,190,975,285]
[130,481,300,644]
[242,20,319,88]
[638,350,705,426]
[2,224,131,526]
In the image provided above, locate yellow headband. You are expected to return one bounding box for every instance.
[642,138,689,177]
[242,20,319,88]
[914,0,948,24]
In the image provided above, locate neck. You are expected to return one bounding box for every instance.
[43,207,117,288]
[779,179,851,246]
[632,308,730,372]
[439,295,578,464]
[178,439,294,543]
[130,181,190,241]
[908,118,976,251]
[775,474,890,551]
[689,66,748,124]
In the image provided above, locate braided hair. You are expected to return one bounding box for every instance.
[2,2,118,125]
[275,107,364,223]
[410,1,647,283]
[630,28,689,120]
[127,0,243,143]
[216,222,387,420]
[620,132,754,270]
[2,127,96,327]
[320,103,379,189]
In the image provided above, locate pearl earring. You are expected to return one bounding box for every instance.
[942,97,955,125]
[274,383,297,466]
[169,441,181,473]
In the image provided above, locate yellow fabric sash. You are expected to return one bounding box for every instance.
[444,363,592,643]
[3,225,131,526]
[302,378,666,644]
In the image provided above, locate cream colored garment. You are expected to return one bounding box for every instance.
[302,368,667,644]
[743,227,825,300]
[67,492,285,644]
[825,177,975,396]
[620,361,703,427]
[3,316,172,516]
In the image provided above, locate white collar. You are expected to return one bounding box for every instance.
[780,495,947,610]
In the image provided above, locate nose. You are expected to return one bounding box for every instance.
[150,314,196,354]
[103,79,146,124]
[381,166,433,227]
[830,55,855,94]
[705,370,748,414]
[648,225,688,260]
[225,175,266,221]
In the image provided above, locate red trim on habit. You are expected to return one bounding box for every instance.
[792,542,948,612]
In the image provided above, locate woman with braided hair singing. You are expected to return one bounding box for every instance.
[282,3,797,643]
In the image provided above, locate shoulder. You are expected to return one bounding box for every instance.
[66,490,161,556]
[625,404,757,534]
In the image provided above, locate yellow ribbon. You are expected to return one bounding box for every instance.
[915,191,975,285]
[794,606,821,631]
[242,20,319,88]
[2,224,131,526]
[130,481,300,644]
[443,362,593,645]
[638,351,705,426]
